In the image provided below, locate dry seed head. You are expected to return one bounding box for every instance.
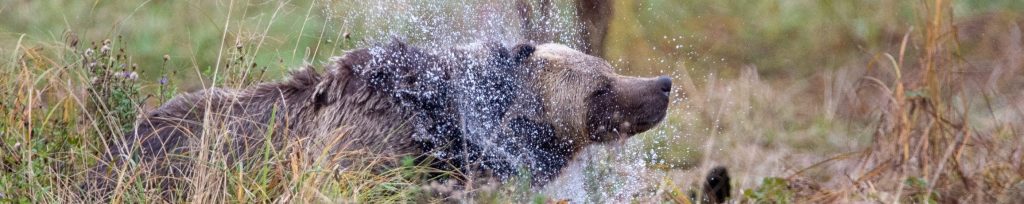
[100,45,111,55]
[65,32,79,48]
[115,71,138,80]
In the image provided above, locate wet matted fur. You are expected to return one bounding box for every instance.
[88,40,677,201]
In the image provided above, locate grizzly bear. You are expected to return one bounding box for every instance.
[91,40,673,200]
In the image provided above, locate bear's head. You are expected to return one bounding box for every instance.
[342,41,671,183]
[464,42,672,183]
[525,43,671,148]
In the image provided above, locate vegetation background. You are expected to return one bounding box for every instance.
[2,0,1024,203]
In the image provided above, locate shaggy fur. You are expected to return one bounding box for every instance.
[91,41,563,199]
[90,40,675,201]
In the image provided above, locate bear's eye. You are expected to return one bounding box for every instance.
[591,88,610,97]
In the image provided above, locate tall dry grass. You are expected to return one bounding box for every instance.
[0,1,456,202]
[0,33,474,203]
[656,1,1024,203]
[3,0,1024,203]
[846,0,1024,202]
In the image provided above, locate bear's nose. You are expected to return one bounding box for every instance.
[656,76,672,94]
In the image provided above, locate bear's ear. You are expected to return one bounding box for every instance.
[310,65,342,106]
[311,50,369,105]
[510,43,536,65]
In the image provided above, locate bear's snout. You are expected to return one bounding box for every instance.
[609,75,671,136]
[631,76,671,134]
[657,76,672,96]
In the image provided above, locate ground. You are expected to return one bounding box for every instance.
[2,0,1023,203]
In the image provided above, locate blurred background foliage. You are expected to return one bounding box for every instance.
[3,0,1023,82]
[3,0,1024,202]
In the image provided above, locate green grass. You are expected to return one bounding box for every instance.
[3,0,1024,203]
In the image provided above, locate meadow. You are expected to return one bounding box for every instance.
[2,0,1024,203]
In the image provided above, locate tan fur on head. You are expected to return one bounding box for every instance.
[527,43,670,149]
[528,43,616,149]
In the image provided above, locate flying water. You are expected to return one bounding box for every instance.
[321,0,699,202]
[323,0,584,48]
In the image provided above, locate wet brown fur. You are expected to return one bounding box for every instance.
[90,41,673,201]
